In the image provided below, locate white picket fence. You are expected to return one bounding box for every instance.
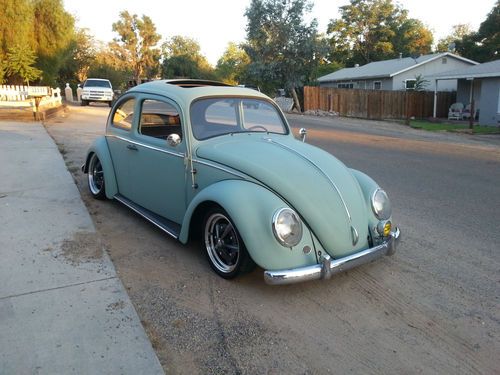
[0,85,62,108]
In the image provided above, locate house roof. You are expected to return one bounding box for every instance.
[429,59,500,80]
[317,53,477,82]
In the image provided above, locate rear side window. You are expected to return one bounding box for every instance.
[112,98,135,131]
[139,99,182,140]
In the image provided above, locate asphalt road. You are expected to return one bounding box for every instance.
[45,105,500,374]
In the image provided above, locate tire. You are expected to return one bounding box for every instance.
[203,208,255,279]
[87,153,106,200]
[108,101,112,107]
[81,100,87,106]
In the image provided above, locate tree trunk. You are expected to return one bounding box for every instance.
[291,87,302,113]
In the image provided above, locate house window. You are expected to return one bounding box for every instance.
[337,83,354,89]
[442,57,447,64]
[405,79,416,90]
[373,81,381,90]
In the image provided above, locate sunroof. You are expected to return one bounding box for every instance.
[166,80,233,88]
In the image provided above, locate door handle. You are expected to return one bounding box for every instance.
[127,144,138,151]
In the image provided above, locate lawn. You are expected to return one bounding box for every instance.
[409,120,500,134]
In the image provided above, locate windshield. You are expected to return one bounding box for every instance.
[84,79,111,88]
[191,98,288,140]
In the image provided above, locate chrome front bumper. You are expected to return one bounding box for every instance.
[264,227,401,285]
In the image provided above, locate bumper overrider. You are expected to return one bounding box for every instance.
[264,227,401,285]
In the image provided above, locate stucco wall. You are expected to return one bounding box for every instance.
[320,78,392,90]
[393,56,474,91]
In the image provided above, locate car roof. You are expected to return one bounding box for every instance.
[86,78,111,81]
[127,79,270,105]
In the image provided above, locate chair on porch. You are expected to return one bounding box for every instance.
[461,104,478,120]
[448,102,464,120]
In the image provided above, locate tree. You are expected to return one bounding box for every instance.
[0,0,35,83]
[88,44,132,90]
[161,35,215,79]
[215,42,250,84]
[327,0,433,66]
[32,0,75,85]
[436,24,473,52]
[243,0,325,111]
[111,11,161,83]
[5,44,42,84]
[455,1,499,62]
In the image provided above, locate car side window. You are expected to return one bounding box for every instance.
[139,99,182,141]
[112,98,135,131]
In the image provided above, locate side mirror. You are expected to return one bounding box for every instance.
[299,128,307,142]
[167,133,181,147]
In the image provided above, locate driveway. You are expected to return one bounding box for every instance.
[44,105,500,374]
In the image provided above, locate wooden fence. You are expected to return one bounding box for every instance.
[304,86,455,119]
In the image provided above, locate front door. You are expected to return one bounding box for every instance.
[127,96,187,224]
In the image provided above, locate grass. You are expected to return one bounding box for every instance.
[409,120,500,134]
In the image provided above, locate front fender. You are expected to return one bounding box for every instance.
[179,180,318,270]
[84,136,118,199]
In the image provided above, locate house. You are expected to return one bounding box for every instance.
[317,53,477,92]
[430,59,500,126]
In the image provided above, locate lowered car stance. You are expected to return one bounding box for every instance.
[82,79,400,285]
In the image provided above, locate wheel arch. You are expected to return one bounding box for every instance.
[179,180,318,270]
[84,136,118,199]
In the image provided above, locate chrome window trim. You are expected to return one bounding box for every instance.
[268,139,353,223]
[106,134,185,158]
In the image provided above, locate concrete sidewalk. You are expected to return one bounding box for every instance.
[0,122,164,374]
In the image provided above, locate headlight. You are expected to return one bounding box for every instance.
[272,208,303,247]
[371,188,392,220]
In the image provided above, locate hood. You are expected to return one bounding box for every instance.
[196,134,369,257]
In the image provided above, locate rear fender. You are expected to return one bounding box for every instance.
[84,136,118,199]
[179,180,318,270]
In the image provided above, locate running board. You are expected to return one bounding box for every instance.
[114,194,181,239]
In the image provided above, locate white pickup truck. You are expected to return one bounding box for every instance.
[81,78,114,107]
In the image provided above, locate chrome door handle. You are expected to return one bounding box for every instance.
[126,144,138,151]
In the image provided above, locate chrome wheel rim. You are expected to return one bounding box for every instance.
[88,154,104,195]
[204,213,240,273]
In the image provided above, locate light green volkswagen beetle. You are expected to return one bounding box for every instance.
[82,79,400,285]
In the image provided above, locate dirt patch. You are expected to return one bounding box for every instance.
[58,231,105,266]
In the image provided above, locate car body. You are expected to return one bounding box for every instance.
[82,79,400,285]
[81,78,114,107]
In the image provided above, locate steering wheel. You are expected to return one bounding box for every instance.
[248,125,268,132]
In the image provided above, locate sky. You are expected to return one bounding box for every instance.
[64,0,496,66]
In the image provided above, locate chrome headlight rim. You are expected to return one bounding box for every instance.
[371,188,392,220]
[272,208,303,248]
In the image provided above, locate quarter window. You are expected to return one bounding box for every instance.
[112,98,135,130]
[139,99,182,140]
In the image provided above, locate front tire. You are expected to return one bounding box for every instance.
[203,208,255,279]
[87,153,106,200]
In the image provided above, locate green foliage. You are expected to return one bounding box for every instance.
[87,48,132,90]
[243,0,325,109]
[454,1,499,62]
[111,11,161,83]
[413,74,429,91]
[32,0,75,86]
[436,24,473,52]
[5,44,42,84]
[327,0,433,66]
[215,42,250,84]
[161,35,215,79]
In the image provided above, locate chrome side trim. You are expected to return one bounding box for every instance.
[192,158,248,179]
[264,227,401,285]
[268,139,353,222]
[114,195,179,239]
[106,134,185,158]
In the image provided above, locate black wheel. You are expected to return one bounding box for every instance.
[87,153,106,200]
[203,208,255,279]
[81,100,87,106]
[108,101,112,107]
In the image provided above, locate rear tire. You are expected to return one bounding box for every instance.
[87,153,106,200]
[202,208,255,279]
